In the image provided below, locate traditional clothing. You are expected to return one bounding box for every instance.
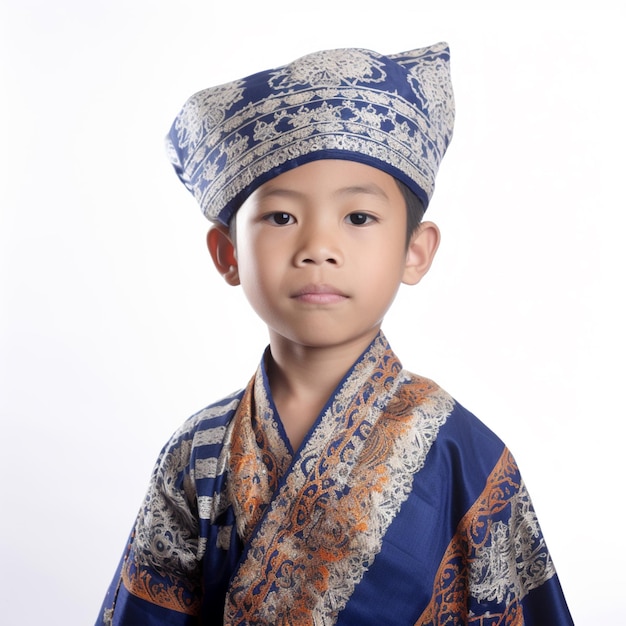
[166,43,454,226]
[97,333,573,625]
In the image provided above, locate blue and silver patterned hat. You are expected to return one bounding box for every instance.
[166,43,454,226]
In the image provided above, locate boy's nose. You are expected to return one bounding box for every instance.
[294,226,344,267]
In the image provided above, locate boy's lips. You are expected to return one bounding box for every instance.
[291,284,348,305]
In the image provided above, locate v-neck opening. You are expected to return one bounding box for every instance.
[259,335,386,468]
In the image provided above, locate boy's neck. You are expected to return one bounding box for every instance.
[265,328,380,450]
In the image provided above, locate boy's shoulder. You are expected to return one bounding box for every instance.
[159,388,246,459]
[403,369,507,458]
[154,370,508,488]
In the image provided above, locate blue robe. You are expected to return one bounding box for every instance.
[97,332,573,625]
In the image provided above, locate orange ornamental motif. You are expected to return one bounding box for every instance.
[228,371,293,543]
[122,546,202,616]
[414,448,547,626]
[224,338,451,625]
[100,335,572,625]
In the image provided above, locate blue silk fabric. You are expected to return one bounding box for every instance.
[97,332,573,625]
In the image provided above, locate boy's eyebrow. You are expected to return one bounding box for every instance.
[256,187,305,200]
[336,183,389,200]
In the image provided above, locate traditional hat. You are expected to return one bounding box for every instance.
[166,43,454,226]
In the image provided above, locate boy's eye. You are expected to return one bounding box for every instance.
[347,212,374,226]
[265,212,294,225]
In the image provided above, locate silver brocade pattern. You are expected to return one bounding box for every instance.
[166,44,454,226]
[119,335,561,623]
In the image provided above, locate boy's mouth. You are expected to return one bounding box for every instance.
[291,284,348,305]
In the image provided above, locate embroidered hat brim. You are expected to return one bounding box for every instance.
[167,43,454,226]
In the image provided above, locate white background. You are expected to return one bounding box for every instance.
[1,3,623,624]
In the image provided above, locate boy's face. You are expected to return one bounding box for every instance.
[209,160,438,353]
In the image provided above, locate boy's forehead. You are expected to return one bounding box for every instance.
[237,162,409,229]
[233,163,402,226]
[166,44,454,226]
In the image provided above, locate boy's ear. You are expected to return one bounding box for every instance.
[402,221,441,286]
[207,225,240,286]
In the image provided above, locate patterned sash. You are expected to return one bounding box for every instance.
[224,333,453,625]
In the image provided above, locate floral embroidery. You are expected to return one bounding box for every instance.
[166,43,454,226]
[224,334,454,625]
[268,49,388,90]
[121,397,241,616]
[173,80,246,152]
[414,449,556,626]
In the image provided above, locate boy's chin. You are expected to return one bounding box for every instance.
[268,326,381,353]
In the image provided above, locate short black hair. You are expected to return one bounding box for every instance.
[395,178,425,248]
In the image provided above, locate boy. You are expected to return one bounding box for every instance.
[97,43,573,625]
